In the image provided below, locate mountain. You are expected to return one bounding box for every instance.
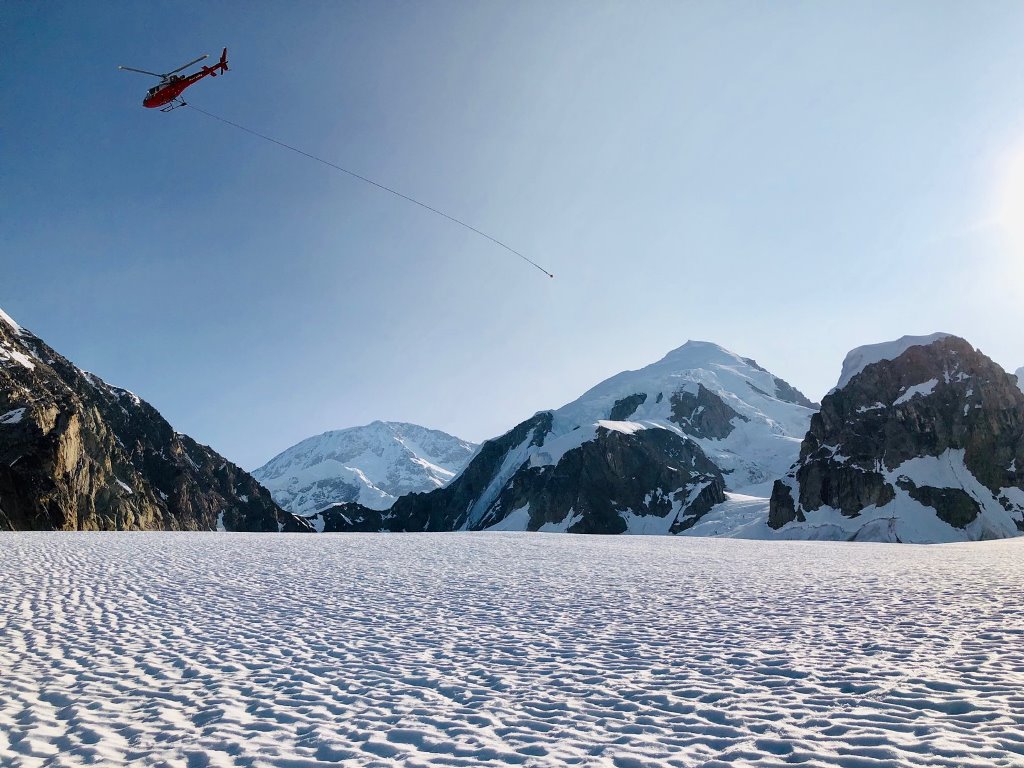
[318,341,817,534]
[1016,367,1024,394]
[253,422,477,519]
[551,341,817,491]
[768,335,1024,542]
[0,307,310,532]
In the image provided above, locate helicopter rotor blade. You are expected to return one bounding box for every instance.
[118,65,163,77]
[165,54,209,77]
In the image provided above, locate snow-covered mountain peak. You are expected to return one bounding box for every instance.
[563,340,811,413]
[560,340,810,419]
[526,341,818,492]
[835,333,953,391]
[253,422,477,516]
[656,339,749,368]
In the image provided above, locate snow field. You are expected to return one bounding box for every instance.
[1,533,1023,767]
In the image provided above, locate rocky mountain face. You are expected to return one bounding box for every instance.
[0,308,310,532]
[253,421,476,517]
[1016,367,1024,394]
[769,336,1024,542]
[318,341,815,534]
[319,418,727,535]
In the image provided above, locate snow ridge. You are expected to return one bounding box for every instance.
[835,333,952,391]
[0,305,22,334]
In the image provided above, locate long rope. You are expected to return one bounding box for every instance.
[185,103,554,278]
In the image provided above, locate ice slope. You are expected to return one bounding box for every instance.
[3,532,1023,767]
[701,448,1024,544]
[834,332,952,390]
[254,421,476,515]
[537,341,815,492]
[783,449,1024,543]
[691,486,1024,544]
[682,488,777,539]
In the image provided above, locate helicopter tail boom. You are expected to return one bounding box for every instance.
[201,49,229,78]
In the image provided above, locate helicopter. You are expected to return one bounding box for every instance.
[119,48,228,111]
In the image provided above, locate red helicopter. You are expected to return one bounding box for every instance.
[119,48,228,111]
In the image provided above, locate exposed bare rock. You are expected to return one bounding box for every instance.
[769,336,1024,541]
[0,308,310,532]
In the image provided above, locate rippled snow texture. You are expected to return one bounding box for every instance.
[1,533,1023,767]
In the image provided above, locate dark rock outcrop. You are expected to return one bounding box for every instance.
[609,393,647,421]
[769,336,1024,538]
[670,384,748,439]
[0,311,310,532]
[476,426,726,534]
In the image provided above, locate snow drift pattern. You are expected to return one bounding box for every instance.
[2,532,1022,766]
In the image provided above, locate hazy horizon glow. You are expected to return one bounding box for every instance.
[4,2,1024,469]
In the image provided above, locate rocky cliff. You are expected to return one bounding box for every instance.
[0,308,310,532]
[768,336,1024,542]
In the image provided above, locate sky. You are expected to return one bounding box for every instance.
[3,1,1024,470]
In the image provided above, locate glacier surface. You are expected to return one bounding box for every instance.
[1,532,1023,767]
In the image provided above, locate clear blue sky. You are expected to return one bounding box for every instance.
[4,1,1024,470]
